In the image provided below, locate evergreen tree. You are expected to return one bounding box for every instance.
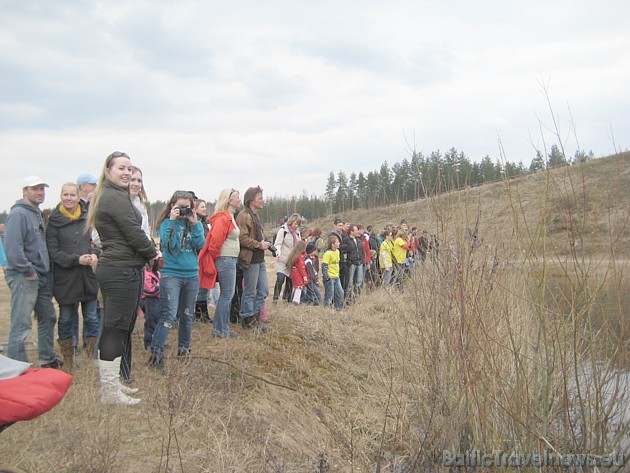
[547,144,567,168]
[470,162,481,186]
[378,162,392,206]
[529,151,546,172]
[410,151,424,200]
[325,172,336,215]
[366,171,378,209]
[479,155,496,183]
[336,171,349,213]
[428,150,443,194]
[391,160,410,203]
[495,161,503,180]
[461,153,474,187]
[356,172,368,208]
[443,147,460,190]
[348,172,357,210]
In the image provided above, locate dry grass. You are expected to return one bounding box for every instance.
[1,153,629,472]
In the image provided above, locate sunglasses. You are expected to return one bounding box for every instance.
[110,151,130,158]
[174,190,194,199]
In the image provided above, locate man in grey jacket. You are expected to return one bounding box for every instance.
[5,176,61,367]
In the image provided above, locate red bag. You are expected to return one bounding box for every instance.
[0,368,73,425]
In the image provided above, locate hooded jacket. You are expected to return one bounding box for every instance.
[4,199,50,278]
[46,201,99,304]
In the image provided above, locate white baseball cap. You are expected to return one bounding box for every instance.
[22,176,49,188]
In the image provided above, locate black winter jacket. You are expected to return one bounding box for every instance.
[95,180,157,267]
[347,237,360,265]
[46,202,99,304]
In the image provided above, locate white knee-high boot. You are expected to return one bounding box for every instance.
[118,383,139,395]
[96,350,139,395]
[99,356,140,405]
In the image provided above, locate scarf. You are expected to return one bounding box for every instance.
[59,205,81,221]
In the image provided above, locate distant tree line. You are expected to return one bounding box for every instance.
[322,145,593,214]
[0,145,594,228]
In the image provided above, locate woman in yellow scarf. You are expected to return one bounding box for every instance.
[46,183,100,372]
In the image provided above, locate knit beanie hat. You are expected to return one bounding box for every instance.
[306,242,317,254]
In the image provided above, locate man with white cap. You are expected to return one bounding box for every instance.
[4,176,62,368]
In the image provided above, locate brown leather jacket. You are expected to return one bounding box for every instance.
[235,207,265,269]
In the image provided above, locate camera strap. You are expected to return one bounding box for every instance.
[247,207,265,241]
[165,220,190,256]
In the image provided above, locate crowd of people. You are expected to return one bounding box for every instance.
[1,151,440,406]
[274,217,440,311]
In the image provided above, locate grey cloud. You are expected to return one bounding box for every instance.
[294,39,453,86]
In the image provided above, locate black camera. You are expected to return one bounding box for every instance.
[268,244,278,257]
[177,205,193,217]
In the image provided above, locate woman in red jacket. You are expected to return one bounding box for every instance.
[203,188,241,338]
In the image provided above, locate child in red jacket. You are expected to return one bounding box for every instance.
[286,240,308,304]
[304,242,322,306]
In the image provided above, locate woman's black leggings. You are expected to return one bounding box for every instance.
[272,272,292,302]
[96,265,143,380]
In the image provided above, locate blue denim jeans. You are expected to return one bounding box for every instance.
[151,274,199,358]
[324,277,344,311]
[6,273,57,364]
[303,282,321,306]
[213,256,237,335]
[58,299,99,341]
[355,264,364,294]
[196,286,209,304]
[347,263,358,291]
[140,296,161,347]
[382,268,393,286]
[240,261,269,319]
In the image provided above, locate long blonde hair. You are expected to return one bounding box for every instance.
[131,165,148,203]
[86,152,131,230]
[286,240,307,268]
[214,188,238,213]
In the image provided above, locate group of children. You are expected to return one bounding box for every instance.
[285,233,351,312]
[285,240,322,306]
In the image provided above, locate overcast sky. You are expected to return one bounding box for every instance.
[1,0,628,213]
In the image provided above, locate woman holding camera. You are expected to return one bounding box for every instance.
[202,188,241,338]
[148,191,205,370]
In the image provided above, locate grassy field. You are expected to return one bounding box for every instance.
[0,153,628,472]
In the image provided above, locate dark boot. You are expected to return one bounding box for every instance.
[147,354,165,372]
[86,337,98,360]
[195,301,212,323]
